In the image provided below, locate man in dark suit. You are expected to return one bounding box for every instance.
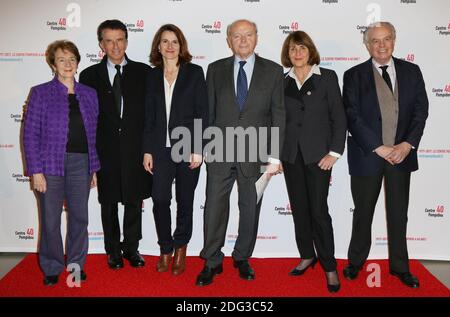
[196,19,285,286]
[79,20,151,269]
[342,21,428,288]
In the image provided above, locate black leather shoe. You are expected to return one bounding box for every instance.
[123,252,145,268]
[289,257,318,276]
[390,271,420,288]
[343,264,361,280]
[107,252,124,269]
[43,275,59,286]
[196,264,223,286]
[233,260,255,280]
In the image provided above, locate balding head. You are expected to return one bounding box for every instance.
[226,19,258,59]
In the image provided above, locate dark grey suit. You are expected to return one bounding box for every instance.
[200,55,285,268]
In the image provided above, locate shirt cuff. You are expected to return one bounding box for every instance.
[268,157,281,164]
[329,151,341,158]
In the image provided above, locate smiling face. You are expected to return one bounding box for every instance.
[288,42,311,68]
[159,30,180,63]
[99,28,128,64]
[227,20,258,59]
[52,48,78,81]
[366,25,395,65]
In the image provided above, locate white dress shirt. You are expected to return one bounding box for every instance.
[164,76,177,147]
[372,57,396,92]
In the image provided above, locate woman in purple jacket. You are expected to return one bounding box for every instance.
[23,40,100,286]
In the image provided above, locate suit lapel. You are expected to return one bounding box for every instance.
[362,58,382,118]
[393,57,405,119]
[301,73,319,96]
[98,57,122,122]
[224,56,239,111]
[169,63,187,128]
[98,57,112,89]
[284,72,319,107]
[153,66,168,128]
[241,55,264,113]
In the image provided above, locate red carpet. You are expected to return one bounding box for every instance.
[0,254,448,297]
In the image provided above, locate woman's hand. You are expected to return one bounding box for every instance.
[143,153,153,174]
[32,173,47,193]
[189,153,203,169]
[91,172,97,188]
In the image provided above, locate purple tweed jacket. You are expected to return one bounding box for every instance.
[23,76,100,176]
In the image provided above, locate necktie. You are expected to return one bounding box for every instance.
[113,64,122,117]
[379,65,393,92]
[236,60,248,111]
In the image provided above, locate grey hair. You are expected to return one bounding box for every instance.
[226,19,258,37]
[363,21,396,44]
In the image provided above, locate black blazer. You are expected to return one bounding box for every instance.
[79,55,152,204]
[143,62,208,160]
[281,67,347,165]
[343,58,429,176]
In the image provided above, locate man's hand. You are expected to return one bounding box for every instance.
[143,153,153,174]
[374,145,395,164]
[266,163,282,176]
[189,153,203,169]
[385,142,412,165]
[32,173,46,193]
[318,154,338,170]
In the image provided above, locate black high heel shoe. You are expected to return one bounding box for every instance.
[288,257,318,276]
[326,271,341,293]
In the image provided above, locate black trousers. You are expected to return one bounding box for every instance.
[348,162,411,273]
[283,149,337,272]
[151,148,201,254]
[200,163,262,268]
[101,200,142,255]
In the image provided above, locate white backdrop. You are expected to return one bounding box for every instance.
[1,0,449,260]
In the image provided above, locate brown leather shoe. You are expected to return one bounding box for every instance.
[156,253,172,272]
[172,245,187,276]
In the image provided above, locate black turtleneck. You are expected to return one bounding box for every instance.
[66,94,88,153]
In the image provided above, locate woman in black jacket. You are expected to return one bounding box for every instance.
[143,24,208,276]
[280,31,347,293]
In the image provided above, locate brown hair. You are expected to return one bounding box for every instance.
[45,40,80,69]
[281,31,320,67]
[149,24,192,67]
